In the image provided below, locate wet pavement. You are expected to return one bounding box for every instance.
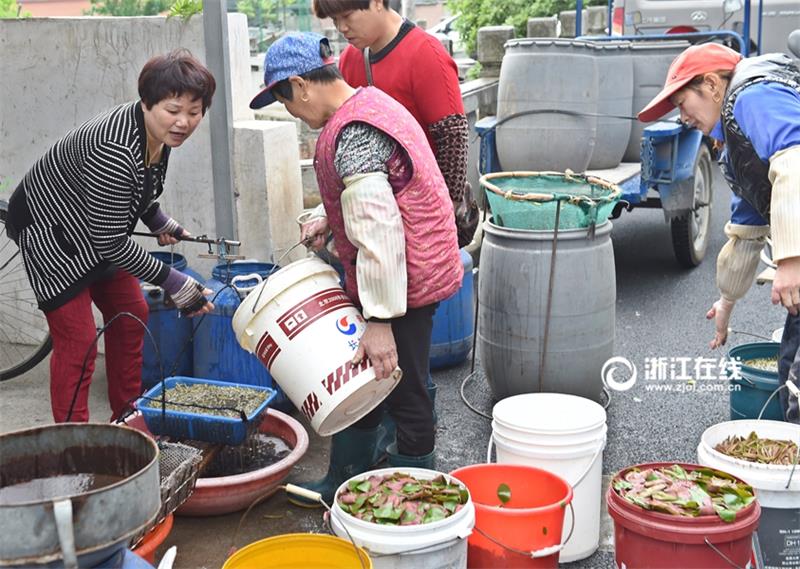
[0,168,784,568]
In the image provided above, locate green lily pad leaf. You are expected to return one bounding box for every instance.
[497,483,511,505]
[354,480,371,493]
[613,480,633,491]
[374,503,403,520]
[402,483,423,494]
[716,507,736,523]
[444,500,458,513]
[423,506,447,524]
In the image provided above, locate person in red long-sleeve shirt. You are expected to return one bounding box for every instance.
[314,0,478,249]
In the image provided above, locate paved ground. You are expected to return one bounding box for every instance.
[0,167,784,568]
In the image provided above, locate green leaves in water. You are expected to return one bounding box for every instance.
[613,465,755,523]
[497,483,511,506]
[146,383,268,419]
[338,473,468,526]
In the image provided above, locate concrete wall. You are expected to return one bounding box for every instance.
[0,14,303,276]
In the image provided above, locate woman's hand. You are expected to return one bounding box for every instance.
[772,256,800,316]
[300,217,330,252]
[351,322,398,380]
[706,297,735,349]
[157,228,188,247]
[184,288,214,318]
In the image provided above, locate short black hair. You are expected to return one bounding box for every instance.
[270,41,343,102]
[138,49,216,114]
[313,0,390,19]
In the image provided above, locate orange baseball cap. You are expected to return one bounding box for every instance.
[638,43,742,122]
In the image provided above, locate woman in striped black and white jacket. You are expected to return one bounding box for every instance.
[7,50,215,423]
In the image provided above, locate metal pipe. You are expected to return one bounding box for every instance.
[576,0,583,38]
[581,30,746,53]
[607,0,613,36]
[203,0,238,241]
[743,0,751,56]
[757,0,763,55]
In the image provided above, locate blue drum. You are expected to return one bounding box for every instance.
[429,249,474,369]
[141,252,203,389]
[192,261,290,409]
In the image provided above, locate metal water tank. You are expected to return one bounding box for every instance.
[478,219,615,403]
[141,252,204,389]
[589,41,633,169]
[624,41,690,162]
[496,39,598,173]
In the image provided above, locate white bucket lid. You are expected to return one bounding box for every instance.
[232,256,340,350]
[492,393,606,435]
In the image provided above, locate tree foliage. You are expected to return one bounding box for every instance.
[0,0,29,18]
[87,0,173,16]
[447,0,605,56]
[237,0,284,27]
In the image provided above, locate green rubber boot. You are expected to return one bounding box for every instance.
[288,426,379,508]
[386,442,436,470]
[372,382,438,467]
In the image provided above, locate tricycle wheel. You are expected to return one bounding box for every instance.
[671,145,712,268]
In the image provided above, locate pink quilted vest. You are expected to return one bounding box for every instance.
[314,87,462,309]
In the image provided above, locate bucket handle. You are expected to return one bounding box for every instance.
[704,537,747,569]
[231,273,263,294]
[53,498,78,569]
[486,434,605,489]
[472,501,575,559]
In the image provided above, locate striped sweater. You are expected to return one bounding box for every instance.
[9,101,174,311]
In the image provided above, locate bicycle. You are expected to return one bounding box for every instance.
[0,199,242,381]
[0,199,52,380]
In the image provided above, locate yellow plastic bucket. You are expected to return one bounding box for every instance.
[223,533,372,569]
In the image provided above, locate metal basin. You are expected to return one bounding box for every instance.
[0,423,160,568]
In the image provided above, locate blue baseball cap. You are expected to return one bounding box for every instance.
[249,32,335,109]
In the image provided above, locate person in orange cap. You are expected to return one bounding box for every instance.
[639,43,800,422]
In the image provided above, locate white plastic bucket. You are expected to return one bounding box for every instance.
[330,467,475,569]
[697,419,800,569]
[488,393,607,563]
[232,257,401,436]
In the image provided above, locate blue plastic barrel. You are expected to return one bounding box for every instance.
[141,252,203,389]
[429,249,474,370]
[192,261,290,408]
[728,342,784,421]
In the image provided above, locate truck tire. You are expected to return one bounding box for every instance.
[671,144,713,268]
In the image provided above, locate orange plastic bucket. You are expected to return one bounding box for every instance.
[132,514,174,565]
[450,464,573,568]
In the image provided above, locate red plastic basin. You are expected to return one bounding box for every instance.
[176,408,308,516]
[607,462,761,569]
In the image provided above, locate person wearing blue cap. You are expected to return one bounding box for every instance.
[250,32,463,505]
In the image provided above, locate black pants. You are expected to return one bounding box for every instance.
[355,304,437,456]
[779,311,800,424]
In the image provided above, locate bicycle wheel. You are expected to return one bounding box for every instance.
[0,199,52,380]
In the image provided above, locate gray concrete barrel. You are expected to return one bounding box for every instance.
[588,41,633,169]
[624,41,690,162]
[496,39,598,172]
[478,219,615,403]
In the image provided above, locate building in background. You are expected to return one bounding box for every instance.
[18,0,91,16]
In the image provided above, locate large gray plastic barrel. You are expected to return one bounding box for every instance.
[589,41,633,169]
[624,41,690,162]
[478,219,615,403]
[496,39,598,172]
